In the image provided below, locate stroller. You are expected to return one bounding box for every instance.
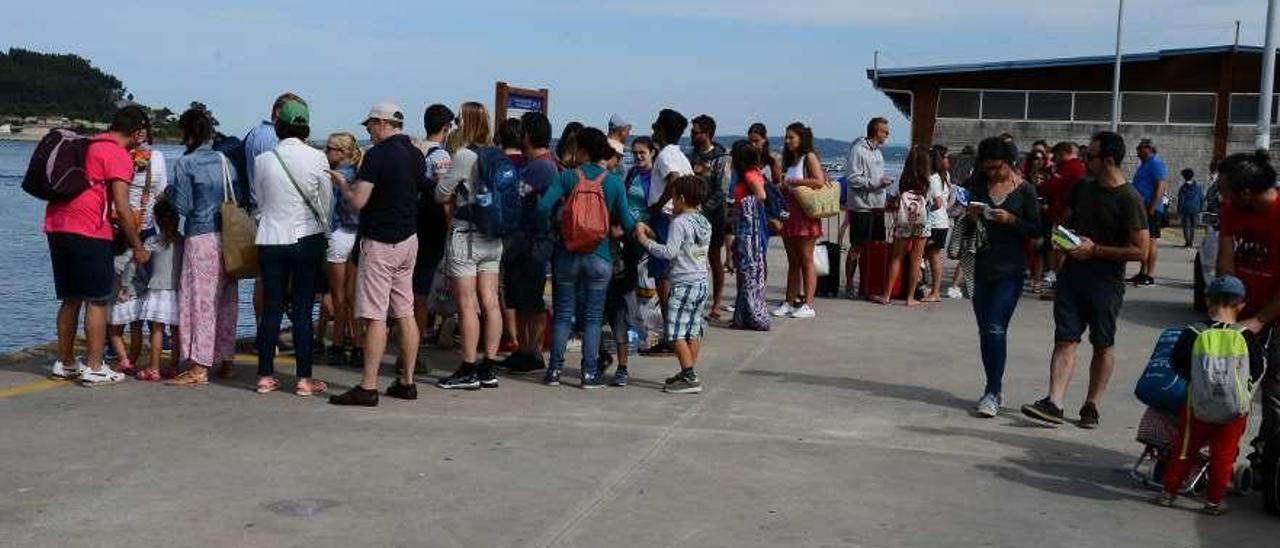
[1131,406,1264,498]
[1131,327,1264,498]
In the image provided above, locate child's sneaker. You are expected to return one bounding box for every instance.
[664,370,702,394]
[945,287,963,299]
[80,365,126,387]
[611,367,629,387]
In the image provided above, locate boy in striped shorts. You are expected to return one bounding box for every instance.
[637,175,712,393]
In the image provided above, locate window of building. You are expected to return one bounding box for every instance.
[937,90,980,119]
[1229,93,1280,125]
[981,91,1026,120]
[1167,94,1215,124]
[1121,93,1168,123]
[1073,92,1113,122]
[1028,92,1072,121]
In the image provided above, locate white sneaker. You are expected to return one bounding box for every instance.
[771,303,794,317]
[945,287,963,299]
[791,305,816,318]
[49,358,87,379]
[80,365,126,387]
[975,393,1001,418]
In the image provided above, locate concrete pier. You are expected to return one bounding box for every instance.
[0,238,1274,547]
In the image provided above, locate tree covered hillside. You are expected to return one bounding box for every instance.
[0,48,128,122]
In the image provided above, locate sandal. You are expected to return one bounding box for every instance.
[869,295,891,305]
[165,366,209,387]
[256,376,280,394]
[135,368,162,382]
[115,359,136,376]
[295,378,327,397]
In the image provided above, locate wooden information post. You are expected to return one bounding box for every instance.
[494,82,549,126]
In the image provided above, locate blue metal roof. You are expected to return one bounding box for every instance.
[866,45,1265,81]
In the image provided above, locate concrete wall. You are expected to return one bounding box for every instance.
[932,119,1225,181]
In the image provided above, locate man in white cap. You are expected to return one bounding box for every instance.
[608,114,631,157]
[330,102,427,406]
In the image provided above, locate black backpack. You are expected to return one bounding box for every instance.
[213,132,252,208]
[22,129,110,201]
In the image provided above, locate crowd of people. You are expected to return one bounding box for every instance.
[30,99,1279,505]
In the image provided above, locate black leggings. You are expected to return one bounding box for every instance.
[256,234,326,378]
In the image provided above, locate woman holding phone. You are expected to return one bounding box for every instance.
[966,136,1041,418]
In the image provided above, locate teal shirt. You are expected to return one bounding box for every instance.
[538,163,637,263]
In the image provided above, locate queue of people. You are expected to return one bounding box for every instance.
[28,102,1277,463]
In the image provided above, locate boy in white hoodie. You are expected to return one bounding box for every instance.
[637,175,712,393]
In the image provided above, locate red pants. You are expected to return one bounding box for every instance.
[1161,410,1248,504]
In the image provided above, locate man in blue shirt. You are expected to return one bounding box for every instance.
[239,93,304,348]
[1128,138,1167,286]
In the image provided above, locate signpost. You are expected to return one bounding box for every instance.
[494,82,549,126]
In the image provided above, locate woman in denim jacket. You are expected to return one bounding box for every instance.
[166,107,239,386]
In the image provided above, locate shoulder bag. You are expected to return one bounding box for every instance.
[219,154,261,279]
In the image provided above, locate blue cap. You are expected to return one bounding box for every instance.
[1206,275,1246,299]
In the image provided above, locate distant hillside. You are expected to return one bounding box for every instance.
[0,48,128,122]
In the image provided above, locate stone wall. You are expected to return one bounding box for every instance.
[931,119,1228,181]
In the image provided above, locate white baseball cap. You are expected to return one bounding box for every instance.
[362,102,405,125]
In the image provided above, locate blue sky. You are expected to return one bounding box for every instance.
[2,0,1268,143]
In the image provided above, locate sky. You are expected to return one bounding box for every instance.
[2,0,1270,143]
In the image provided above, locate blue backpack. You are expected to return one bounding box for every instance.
[1134,326,1189,411]
[458,146,522,237]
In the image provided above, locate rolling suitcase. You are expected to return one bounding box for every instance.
[858,240,899,300]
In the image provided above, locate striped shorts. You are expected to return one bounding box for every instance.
[666,279,710,342]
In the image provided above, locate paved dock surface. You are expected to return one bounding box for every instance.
[1,240,1277,547]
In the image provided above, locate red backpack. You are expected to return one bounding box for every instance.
[561,168,610,253]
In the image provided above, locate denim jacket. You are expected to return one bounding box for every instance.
[169,145,234,237]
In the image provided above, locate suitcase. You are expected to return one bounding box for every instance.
[858,240,900,300]
[815,241,842,297]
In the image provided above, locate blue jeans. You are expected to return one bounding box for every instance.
[551,252,612,377]
[257,233,326,379]
[971,274,1025,396]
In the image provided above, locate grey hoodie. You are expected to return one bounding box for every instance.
[844,137,889,211]
[642,211,711,285]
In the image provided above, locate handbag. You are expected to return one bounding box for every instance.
[813,242,830,277]
[219,154,261,279]
[946,216,989,260]
[792,181,841,219]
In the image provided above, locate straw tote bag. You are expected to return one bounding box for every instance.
[791,160,840,219]
[218,154,260,279]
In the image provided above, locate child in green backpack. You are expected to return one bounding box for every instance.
[1154,275,1267,515]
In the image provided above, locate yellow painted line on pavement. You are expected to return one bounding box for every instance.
[0,354,297,400]
[0,378,73,399]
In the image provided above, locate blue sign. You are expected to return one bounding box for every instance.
[507,95,544,112]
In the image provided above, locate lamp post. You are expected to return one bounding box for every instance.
[1111,0,1124,132]
[1258,0,1278,150]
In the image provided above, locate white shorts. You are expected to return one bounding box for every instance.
[328,228,357,263]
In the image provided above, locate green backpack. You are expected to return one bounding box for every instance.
[1186,322,1255,424]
